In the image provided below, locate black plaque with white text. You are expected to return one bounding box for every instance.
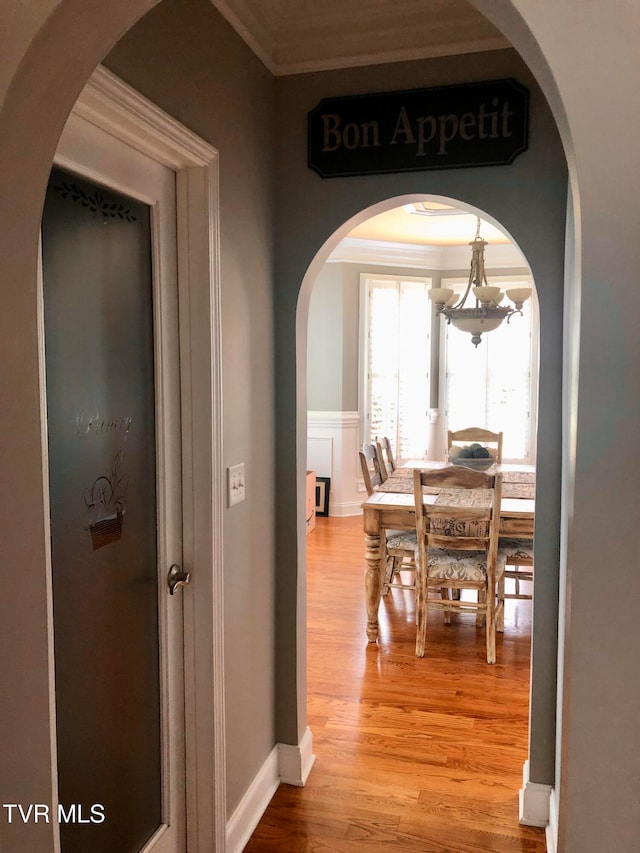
[308,78,529,178]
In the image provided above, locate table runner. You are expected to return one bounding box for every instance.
[392,465,535,484]
[377,475,535,500]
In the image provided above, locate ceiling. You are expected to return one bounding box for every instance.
[333,204,526,270]
[211,0,510,76]
[348,206,509,246]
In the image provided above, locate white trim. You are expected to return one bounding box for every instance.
[331,499,365,517]
[330,237,446,269]
[71,66,226,852]
[308,411,360,429]
[211,0,509,77]
[211,0,277,75]
[273,38,509,77]
[37,240,62,853]
[225,748,280,853]
[329,236,526,270]
[74,67,216,169]
[278,727,316,786]
[225,729,316,853]
[307,412,362,516]
[546,788,559,853]
[519,759,552,828]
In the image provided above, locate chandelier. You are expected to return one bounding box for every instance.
[428,218,531,346]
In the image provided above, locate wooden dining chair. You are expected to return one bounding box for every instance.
[447,427,503,463]
[359,444,416,595]
[376,436,396,478]
[413,466,506,663]
[498,537,534,602]
[359,443,385,494]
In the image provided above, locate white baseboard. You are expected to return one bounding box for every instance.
[278,726,316,785]
[519,759,552,828]
[329,499,363,517]
[545,787,559,853]
[226,746,280,853]
[226,728,315,852]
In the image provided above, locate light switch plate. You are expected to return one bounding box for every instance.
[227,463,246,507]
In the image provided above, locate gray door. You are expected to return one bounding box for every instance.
[42,166,167,853]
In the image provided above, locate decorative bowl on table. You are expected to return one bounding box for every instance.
[448,443,497,471]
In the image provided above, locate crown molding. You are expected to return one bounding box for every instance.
[271,37,508,77]
[211,0,277,73]
[210,0,509,76]
[329,237,445,269]
[329,237,525,270]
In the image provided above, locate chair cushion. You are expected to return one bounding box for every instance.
[415,547,507,582]
[386,529,418,550]
[498,537,534,562]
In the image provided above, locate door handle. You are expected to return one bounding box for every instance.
[167,563,191,595]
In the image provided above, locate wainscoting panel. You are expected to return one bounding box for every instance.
[307,436,333,478]
[307,412,362,516]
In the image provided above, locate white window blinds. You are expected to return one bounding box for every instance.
[442,278,537,463]
[362,276,431,460]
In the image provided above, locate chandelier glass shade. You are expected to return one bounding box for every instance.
[429,218,531,346]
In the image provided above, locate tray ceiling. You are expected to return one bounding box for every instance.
[211,0,510,75]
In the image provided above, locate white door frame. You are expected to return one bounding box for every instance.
[50,66,226,851]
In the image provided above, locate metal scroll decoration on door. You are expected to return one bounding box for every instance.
[84,450,129,550]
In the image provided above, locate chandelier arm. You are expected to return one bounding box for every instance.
[451,276,474,310]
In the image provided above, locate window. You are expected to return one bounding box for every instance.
[360,275,431,460]
[440,276,538,463]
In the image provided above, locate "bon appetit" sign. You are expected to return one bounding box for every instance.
[308,78,529,178]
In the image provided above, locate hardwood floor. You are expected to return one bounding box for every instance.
[245,515,545,852]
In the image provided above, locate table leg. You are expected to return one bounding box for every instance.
[363,507,384,642]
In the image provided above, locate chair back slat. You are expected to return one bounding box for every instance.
[376,436,396,475]
[359,443,385,495]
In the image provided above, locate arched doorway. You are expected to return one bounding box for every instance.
[0,4,573,851]
[302,197,541,803]
[294,182,563,828]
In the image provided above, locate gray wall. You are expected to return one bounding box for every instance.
[276,48,567,785]
[306,264,359,411]
[307,261,436,412]
[105,0,276,815]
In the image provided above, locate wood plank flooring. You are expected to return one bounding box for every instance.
[245,515,545,852]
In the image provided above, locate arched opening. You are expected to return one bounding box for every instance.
[287,62,567,817]
[1,2,576,850]
[305,196,538,469]
[297,193,541,810]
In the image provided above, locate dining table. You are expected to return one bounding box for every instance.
[362,461,536,643]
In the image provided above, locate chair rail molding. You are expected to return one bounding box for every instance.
[307,411,361,516]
